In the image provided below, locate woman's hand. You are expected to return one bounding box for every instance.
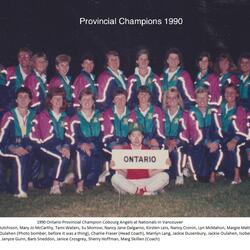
[10,147,29,156]
[60,148,71,159]
[79,143,93,156]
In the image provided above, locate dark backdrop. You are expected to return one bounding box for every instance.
[0,0,249,79]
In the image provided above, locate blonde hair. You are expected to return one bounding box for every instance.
[55,54,71,65]
[195,87,209,97]
[162,87,183,111]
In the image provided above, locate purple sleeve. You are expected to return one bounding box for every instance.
[179,71,195,102]
[5,66,16,86]
[48,76,62,90]
[207,73,222,106]
[128,111,137,123]
[29,114,42,144]
[0,112,14,152]
[152,74,162,103]
[24,74,40,108]
[179,111,190,143]
[230,74,240,86]
[127,75,136,102]
[102,109,113,138]
[73,74,88,107]
[234,107,247,138]
[188,111,203,145]
[96,72,113,104]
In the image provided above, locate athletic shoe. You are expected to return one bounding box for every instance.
[14,191,28,199]
[64,172,75,185]
[50,185,62,195]
[98,169,110,183]
[60,172,75,187]
[216,171,225,177]
[158,189,166,194]
[143,191,158,196]
[175,176,184,185]
[75,186,84,194]
[231,179,242,185]
[183,167,191,177]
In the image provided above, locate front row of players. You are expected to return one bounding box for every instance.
[0,84,248,198]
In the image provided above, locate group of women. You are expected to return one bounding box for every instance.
[0,47,249,198]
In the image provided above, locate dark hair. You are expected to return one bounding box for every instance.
[238,52,250,66]
[105,50,119,65]
[18,47,33,57]
[165,47,183,67]
[46,87,67,112]
[137,85,151,95]
[79,88,95,101]
[136,48,150,61]
[196,51,212,69]
[214,52,236,74]
[113,88,128,100]
[78,88,95,110]
[224,82,238,93]
[15,87,32,100]
[81,52,95,64]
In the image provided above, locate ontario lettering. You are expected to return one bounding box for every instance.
[124,155,156,163]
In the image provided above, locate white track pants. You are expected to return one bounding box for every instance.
[111,172,169,194]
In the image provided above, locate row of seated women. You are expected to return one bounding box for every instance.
[0,82,249,198]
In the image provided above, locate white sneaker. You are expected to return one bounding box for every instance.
[98,170,110,183]
[14,191,28,199]
[63,172,75,185]
[183,168,191,177]
[231,179,242,185]
[76,186,84,194]
[143,191,158,196]
[175,176,184,185]
[50,185,62,195]
[216,171,225,177]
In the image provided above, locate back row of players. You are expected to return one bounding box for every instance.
[0,47,249,197]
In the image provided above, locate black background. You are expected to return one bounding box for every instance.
[0,0,249,78]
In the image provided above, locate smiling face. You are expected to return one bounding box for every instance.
[80,94,94,111]
[82,59,94,74]
[50,95,63,111]
[16,92,31,109]
[136,53,149,70]
[33,57,48,74]
[18,51,32,68]
[224,86,238,105]
[56,61,69,77]
[198,56,209,71]
[240,58,250,75]
[107,55,120,72]
[166,90,179,109]
[137,91,150,106]
[167,53,180,71]
[218,58,230,74]
[196,92,209,109]
[113,94,127,110]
